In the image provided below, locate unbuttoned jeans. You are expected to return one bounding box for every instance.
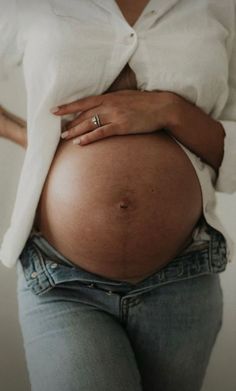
[16,223,227,391]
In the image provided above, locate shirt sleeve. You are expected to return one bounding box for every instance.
[0,0,24,81]
[214,5,236,194]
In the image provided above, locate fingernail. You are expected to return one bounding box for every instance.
[73,138,81,144]
[61,131,69,139]
[50,106,60,114]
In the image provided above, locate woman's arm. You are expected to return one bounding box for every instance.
[162,95,225,174]
[0,105,27,149]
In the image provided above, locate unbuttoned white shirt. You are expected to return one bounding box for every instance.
[0,0,236,268]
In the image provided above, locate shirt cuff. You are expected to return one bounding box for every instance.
[214,120,236,193]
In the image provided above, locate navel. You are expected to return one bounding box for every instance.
[118,197,133,210]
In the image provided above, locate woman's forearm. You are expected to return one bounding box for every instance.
[0,106,27,149]
[166,98,225,174]
[5,121,27,149]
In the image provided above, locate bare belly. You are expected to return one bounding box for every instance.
[34,130,203,283]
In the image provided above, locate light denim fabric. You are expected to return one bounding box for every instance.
[16,223,227,391]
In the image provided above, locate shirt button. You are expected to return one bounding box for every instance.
[150,10,156,14]
[31,271,38,278]
[123,33,136,45]
[51,263,58,269]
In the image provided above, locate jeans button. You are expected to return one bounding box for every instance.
[51,263,58,269]
[31,271,38,278]
[106,290,113,295]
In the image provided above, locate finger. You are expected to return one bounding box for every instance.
[61,118,95,140]
[62,117,82,131]
[61,115,106,140]
[63,106,112,131]
[72,124,114,145]
[63,109,96,131]
[62,110,110,138]
[50,95,103,115]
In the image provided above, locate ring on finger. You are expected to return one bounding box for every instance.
[91,113,102,128]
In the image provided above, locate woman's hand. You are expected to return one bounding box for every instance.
[50,90,180,145]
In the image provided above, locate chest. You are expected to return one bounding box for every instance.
[115,0,150,29]
[104,0,151,92]
[23,0,232,114]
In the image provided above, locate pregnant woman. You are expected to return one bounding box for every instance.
[0,1,235,390]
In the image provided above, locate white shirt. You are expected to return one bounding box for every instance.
[0,0,236,268]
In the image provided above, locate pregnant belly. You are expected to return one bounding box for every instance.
[34,130,203,283]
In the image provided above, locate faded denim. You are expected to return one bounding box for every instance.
[16,223,227,391]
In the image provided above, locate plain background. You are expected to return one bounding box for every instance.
[0,66,235,391]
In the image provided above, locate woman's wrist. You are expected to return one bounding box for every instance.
[164,96,225,171]
[150,91,183,130]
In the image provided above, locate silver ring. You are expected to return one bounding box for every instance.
[91,114,101,128]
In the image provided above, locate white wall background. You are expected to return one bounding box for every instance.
[0,67,235,391]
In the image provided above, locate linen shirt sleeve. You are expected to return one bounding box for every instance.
[0,0,23,81]
[215,5,236,194]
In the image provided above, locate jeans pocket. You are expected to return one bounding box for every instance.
[18,237,103,296]
[17,240,60,296]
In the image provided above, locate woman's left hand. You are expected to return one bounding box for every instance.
[50,89,180,145]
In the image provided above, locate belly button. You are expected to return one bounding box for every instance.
[119,197,130,209]
[117,196,137,212]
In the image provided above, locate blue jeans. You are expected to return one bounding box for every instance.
[16,223,227,391]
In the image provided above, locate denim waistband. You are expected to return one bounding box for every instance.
[19,224,228,297]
